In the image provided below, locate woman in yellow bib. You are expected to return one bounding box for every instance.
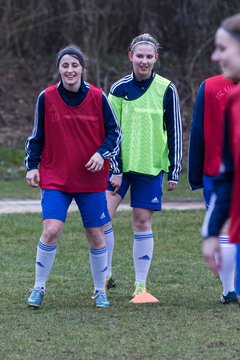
[104,33,182,297]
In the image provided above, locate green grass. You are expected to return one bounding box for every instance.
[0,147,203,201]
[0,147,34,199]
[0,171,203,201]
[0,175,202,202]
[162,172,202,202]
[1,210,239,359]
[0,179,38,199]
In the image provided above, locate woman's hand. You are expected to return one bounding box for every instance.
[202,237,221,275]
[85,152,104,172]
[167,181,177,191]
[109,174,122,195]
[26,169,40,187]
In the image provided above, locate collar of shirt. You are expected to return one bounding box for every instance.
[133,71,155,89]
[57,79,88,106]
[120,71,154,100]
[58,79,87,97]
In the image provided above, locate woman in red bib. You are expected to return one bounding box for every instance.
[201,14,240,289]
[25,45,121,309]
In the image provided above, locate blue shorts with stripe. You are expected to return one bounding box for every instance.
[107,172,164,210]
[41,189,110,227]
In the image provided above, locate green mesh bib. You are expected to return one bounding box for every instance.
[116,74,170,175]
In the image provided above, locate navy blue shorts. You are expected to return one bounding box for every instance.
[203,175,214,209]
[41,189,110,227]
[107,172,164,210]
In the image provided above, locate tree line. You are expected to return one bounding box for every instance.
[0,0,239,149]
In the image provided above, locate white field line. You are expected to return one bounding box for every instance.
[0,200,204,214]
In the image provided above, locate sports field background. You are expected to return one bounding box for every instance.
[0,147,202,203]
[0,168,239,358]
[1,149,239,359]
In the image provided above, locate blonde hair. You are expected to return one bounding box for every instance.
[129,33,160,53]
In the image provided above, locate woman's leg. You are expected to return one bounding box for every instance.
[104,191,123,279]
[132,208,154,293]
[34,219,64,287]
[27,219,64,308]
[204,176,237,302]
[85,226,111,307]
[28,189,70,308]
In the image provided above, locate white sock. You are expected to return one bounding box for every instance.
[133,230,154,285]
[217,236,236,295]
[34,240,57,290]
[89,245,108,292]
[104,225,114,278]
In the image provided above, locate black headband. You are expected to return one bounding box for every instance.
[56,48,85,68]
[220,27,240,42]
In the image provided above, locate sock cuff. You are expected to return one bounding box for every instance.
[90,245,107,255]
[218,235,230,245]
[104,225,113,235]
[134,231,153,240]
[38,240,57,252]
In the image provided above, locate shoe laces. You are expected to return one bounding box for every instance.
[94,290,109,303]
[29,287,45,295]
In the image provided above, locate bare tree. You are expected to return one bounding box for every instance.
[0,0,239,148]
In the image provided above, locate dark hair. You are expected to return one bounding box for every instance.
[129,33,160,53]
[56,44,87,68]
[221,13,240,36]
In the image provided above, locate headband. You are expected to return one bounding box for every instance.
[130,40,158,52]
[221,27,240,42]
[56,48,85,68]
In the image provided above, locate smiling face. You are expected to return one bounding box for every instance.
[128,43,159,81]
[58,54,83,91]
[211,28,240,81]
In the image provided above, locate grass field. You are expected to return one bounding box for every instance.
[0,147,203,201]
[1,147,237,359]
[1,210,240,360]
[0,171,203,202]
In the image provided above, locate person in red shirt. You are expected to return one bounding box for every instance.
[201,14,240,294]
[188,74,237,304]
[25,44,122,309]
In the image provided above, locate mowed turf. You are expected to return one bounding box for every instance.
[0,171,203,201]
[0,210,239,360]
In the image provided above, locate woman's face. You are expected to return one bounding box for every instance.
[58,54,83,91]
[211,28,240,81]
[128,43,158,81]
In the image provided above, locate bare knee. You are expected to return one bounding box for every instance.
[85,227,105,248]
[134,218,151,232]
[133,209,153,232]
[42,220,64,245]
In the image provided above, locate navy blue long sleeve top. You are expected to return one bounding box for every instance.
[109,71,182,181]
[25,80,122,173]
